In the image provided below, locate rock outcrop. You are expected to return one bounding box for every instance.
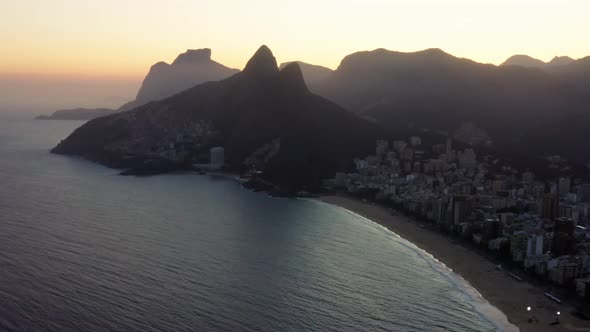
[119,49,239,111]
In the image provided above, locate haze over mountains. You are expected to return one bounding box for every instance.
[53,46,382,191]
[308,48,590,163]
[41,44,590,165]
[499,54,590,96]
[33,49,239,119]
[0,76,137,118]
[35,108,116,120]
[279,61,333,85]
[501,54,576,69]
[118,49,239,111]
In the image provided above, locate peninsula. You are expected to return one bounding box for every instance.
[36,108,116,121]
[51,45,383,193]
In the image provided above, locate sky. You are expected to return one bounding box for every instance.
[1,0,589,113]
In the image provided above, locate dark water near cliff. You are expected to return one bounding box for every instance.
[0,119,501,331]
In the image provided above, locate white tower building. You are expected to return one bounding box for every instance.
[210,147,225,170]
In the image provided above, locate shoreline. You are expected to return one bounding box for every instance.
[319,195,590,332]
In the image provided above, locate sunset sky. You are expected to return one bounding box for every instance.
[2,0,589,113]
[3,0,589,79]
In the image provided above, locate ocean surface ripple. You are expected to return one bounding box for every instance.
[0,119,498,331]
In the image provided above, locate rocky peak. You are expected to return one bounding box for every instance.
[172,49,212,65]
[501,54,545,67]
[243,45,279,78]
[148,61,171,73]
[547,56,575,67]
[420,48,448,56]
[279,62,308,93]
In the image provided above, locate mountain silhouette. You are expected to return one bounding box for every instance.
[501,54,575,69]
[547,56,575,67]
[279,61,333,85]
[311,48,590,163]
[119,48,239,111]
[501,54,546,68]
[35,108,116,120]
[53,46,383,191]
[500,54,588,105]
[551,56,590,96]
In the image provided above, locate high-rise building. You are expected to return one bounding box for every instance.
[579,184,590,202]
[209,147,225,170]
[482,218,500,243]
[559,205,574,219]
[376,140,388,158]
[552,217,575,256]
[575,278,590,298]
[526,235,544,257]
[446,137,453,154]
[458,149,477,170]
[393,140,407,153]
[492,180,505,193]
[434,198,450,229]
[510,232,528,262]
[555,217,574,234]
[499,212,515,225]
[522,172,535,184]
[451,195,469,230]
[548,256,580,285]
[542,194,559,220]
[550,183,558,194]
[559,177,571,197]
[334,172,347,188]
[432,144,446,155]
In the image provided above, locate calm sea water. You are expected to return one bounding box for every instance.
[0,119,504,331]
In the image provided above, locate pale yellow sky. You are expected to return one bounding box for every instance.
[1,0,589,80]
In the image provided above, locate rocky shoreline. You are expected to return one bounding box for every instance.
[54,149,315,197]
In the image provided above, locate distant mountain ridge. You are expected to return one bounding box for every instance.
[279,61,333,85]
[45,46,590,165]
[309,48,590,163]
[119,49,239,111]
[35,108,116,120]
[35,48,239,120]
[52,46,383,192]
[499,54,590,93]
[501,54,575,69]
[501,54,547,68]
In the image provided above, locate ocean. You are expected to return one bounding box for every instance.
[0,119,505,331]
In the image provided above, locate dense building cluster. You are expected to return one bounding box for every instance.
[126,119,217,163]
[328,136,590,300]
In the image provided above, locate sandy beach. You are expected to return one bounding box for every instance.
[320,195,590,332]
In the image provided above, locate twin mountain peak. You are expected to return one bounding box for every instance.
[51,44,590,190]
[119,46,307,112]
[162,45,306,88]
[52,45,379,192]
[241,45,308,92]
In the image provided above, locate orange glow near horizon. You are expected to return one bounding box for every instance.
[2,0,590,80]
